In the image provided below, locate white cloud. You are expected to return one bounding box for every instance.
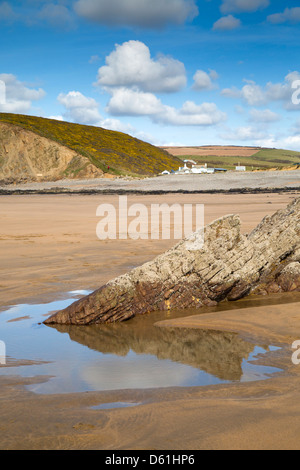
[220,125,269,142]
[74,0,198,29]
[48,115,64,121]
[221,86,242,99]
[222,80,266,106]
[104,87,226,127]
[154,101,227,127]
[220,0,269,14]
[99,118,135,135]
[57,91,102,124]
[281,135,300,151]
[213,15,241,31]
[241,80,267,106]
[57,90,135,134]
[192,70,219,90]
[0,73,45,113]
[96,40,187,93]
[267,7,300,25]
[221,73,300,109]
[249,108,281,123]
[106,88,164,116]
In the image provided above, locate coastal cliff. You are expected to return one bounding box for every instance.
[0,122,103,182]
[0,114,180,181]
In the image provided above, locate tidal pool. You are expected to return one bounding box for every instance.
[0,292,282,395]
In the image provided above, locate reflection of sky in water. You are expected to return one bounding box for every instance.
[92,402,142,410]
[0,294,282,395]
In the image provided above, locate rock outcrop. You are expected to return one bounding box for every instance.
[44,198,300,325]
[0,122,103,182]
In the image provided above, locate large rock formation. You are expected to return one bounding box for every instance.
[44,198,300,325]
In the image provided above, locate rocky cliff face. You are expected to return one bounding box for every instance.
[45,198,300,326]
[0,122,103,182]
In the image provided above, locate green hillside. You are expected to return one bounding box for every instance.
[177,148,300,171]
[0,113,181,177]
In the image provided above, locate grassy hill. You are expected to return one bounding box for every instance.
[165,146,300,171]
[0,113,181,177]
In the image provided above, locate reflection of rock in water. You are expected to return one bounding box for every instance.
[51,322,257,381]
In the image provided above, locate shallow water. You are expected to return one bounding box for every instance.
[0,291,286,395]
[92,402,142,410]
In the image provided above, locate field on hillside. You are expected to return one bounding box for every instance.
[164,146,300,170]
[0,113,181,177]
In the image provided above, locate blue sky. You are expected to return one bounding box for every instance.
[1,0,300,149]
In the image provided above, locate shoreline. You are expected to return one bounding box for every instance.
[0,186,300,196]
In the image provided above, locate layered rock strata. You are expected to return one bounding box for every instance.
[0,122,103,182]
[45,198,300,325]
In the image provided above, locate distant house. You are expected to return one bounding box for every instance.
[183,159,197,169]
[236,166,246,172]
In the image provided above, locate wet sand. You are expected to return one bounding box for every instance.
[1,192,300,449]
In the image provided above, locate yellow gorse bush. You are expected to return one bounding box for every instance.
[0,113,181,176]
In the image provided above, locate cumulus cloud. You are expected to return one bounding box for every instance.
[156,101,227,126]
[57,91,102,124]
[99,118,135,135]
[96,40,187,93]
[57,90,135,134]
[0,73,45,113]
[74,0,198,29]
[220,0,269,14]
[249,108,281,123]
[106,88,163,116]
[222,81,265,106]
[213,15,241,31]
[192,70,219,90]
[105,87,226,127]
[220,125,269,142]
[241,80,267,106]
[267,7,300,25]
[281,135,300,150]
[221,73,300,109]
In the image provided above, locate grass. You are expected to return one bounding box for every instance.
[178,148,300,170]
[0,113,181,176]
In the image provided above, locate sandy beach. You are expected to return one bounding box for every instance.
[1,191,300,450]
